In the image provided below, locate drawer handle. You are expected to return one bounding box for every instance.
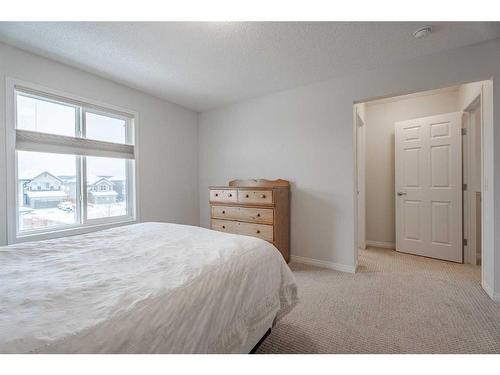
[228,193,233,197]
[222,210,226,214]
[256,213,261,217]
[215,193,219,197]
[256,230,261,234]
[222,225,226,229]
[261,194,266,199]
[245,194,249,198]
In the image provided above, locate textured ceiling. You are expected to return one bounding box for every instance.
[0,22,499,111]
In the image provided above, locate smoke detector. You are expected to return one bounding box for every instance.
[413,25,433,39]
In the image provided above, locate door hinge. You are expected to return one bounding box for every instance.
[462,128,467,136]
[463,238,468,246]
[463,183,467,191]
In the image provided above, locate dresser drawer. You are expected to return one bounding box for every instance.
[211,206,239,220]
[211,219,238,234]
[211,219,274,242]
[237,222,274,242]
[237,206,274,224]
[212,206,274,224]
[209,189,237,203]
[237,190,273,205]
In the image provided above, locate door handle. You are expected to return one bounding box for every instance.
[397,192,407,196]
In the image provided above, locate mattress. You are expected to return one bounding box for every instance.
[0,222,297,353]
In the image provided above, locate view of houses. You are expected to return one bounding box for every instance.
[18,171,127,230]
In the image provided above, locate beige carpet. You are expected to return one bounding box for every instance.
[257,247,500,353]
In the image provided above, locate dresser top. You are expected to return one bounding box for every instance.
[209,186,289,191]
[210,178,289,189]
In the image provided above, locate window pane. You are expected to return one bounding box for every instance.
[17,151,77,232]
[16,94,76,137]
[85,112,128,144]
[86,156,128,220]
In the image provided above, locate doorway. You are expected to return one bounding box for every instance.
[354,81,490,270]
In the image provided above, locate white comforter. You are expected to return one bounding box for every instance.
[0,222,297,353]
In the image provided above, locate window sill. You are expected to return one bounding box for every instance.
[11,218,137,244]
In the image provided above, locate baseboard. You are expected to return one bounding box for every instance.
[365,240,395,249]
[481,280,500,303]
[290,255,355,274]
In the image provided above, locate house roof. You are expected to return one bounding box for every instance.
[89,178,114,187]
[19,172,122,186]
[85,175,114,186]
[28,171,63,183]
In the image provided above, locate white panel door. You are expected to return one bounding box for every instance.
[395,112,462,262]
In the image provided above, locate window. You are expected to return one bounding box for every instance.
[11,84,136,241]
[85,111,128,144]
[17,93,77,137]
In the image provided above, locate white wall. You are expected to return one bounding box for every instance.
[199,38,500,299]
[458,81,484,110]
[199,82,357,270]
[0,42,199,246]
[364,90,460,246]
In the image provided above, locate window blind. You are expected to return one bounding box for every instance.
[16,129,135,159]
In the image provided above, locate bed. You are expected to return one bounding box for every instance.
[0,222,297,353]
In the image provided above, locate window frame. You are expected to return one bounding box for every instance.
[6,78,140,244]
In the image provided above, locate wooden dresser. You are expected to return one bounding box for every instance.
[209,179,290,262]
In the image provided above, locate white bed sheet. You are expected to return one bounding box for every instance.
[0,222,297,353]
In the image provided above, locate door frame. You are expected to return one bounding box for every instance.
[356,110,366,253]
[353,103,366,270]
[463,94,484,266]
